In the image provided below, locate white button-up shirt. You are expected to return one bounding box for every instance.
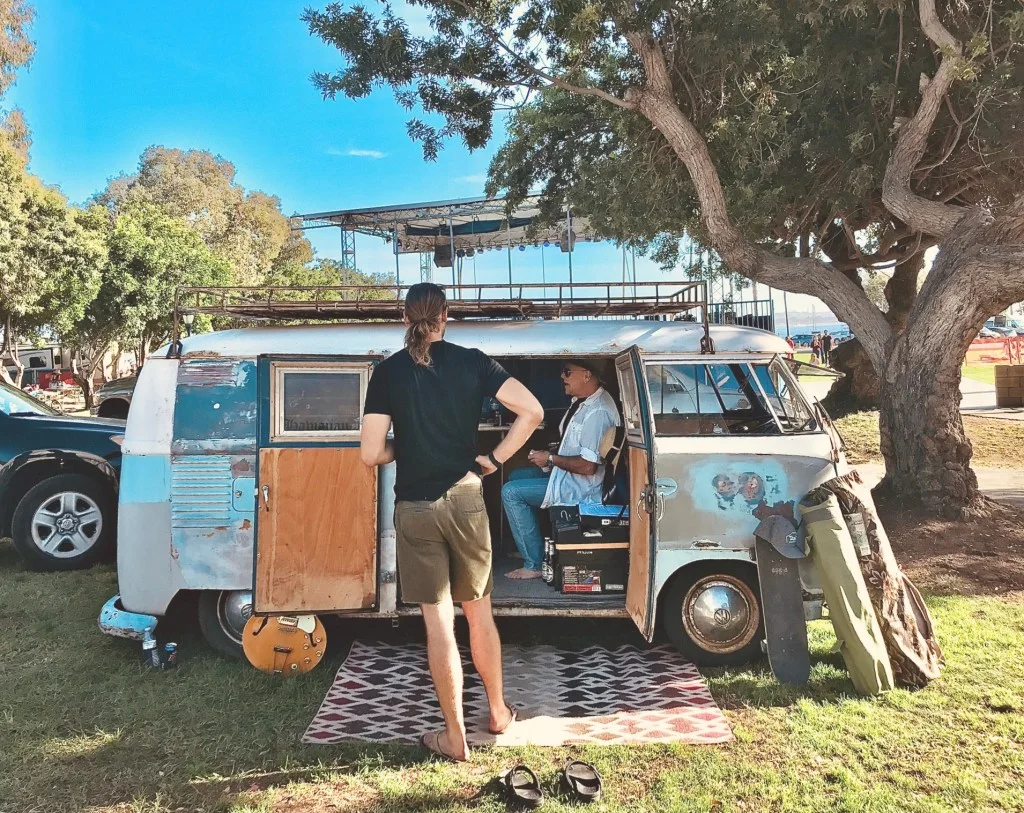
[541,387,621,509]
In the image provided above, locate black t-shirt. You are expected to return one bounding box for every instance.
[363,340,510,501]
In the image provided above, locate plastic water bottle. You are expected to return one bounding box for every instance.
[162,642,178,669]
[142,637,160,669]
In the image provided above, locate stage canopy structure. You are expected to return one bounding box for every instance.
[296,194,594,286]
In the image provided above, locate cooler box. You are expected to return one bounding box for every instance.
[550,503,630,544]
[580,501,629,543]
[554,542,629,593]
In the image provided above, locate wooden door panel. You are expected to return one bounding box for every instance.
[255,447,377,614]
[626,445,652,630]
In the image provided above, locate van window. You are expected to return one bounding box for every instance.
[646,360,815,436]
[271,364,368,440]
[753,360,817,432]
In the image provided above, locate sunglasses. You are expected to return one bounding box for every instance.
[561,366,586,378]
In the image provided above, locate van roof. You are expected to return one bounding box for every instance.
[173,320,790,358]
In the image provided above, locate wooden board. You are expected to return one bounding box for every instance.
[255,447,377,614]
[626,445,652,633]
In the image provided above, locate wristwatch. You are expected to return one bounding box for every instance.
[487,451,501,469]
[547,452,555,468]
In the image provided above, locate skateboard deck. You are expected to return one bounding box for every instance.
[755,536,811,685]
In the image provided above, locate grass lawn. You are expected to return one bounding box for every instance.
[962,363,997,386]
[835,411,1024,468]
[2,535,1024,813]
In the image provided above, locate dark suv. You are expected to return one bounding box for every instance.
[93,374,137,419]
[0,381,124,570]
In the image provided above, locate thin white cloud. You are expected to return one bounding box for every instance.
[454,174,488,185]
[327,147,389,159]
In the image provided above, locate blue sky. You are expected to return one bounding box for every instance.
[5,0,834,326]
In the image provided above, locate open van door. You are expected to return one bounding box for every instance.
[253,358,378,615]
[615,346,657,641]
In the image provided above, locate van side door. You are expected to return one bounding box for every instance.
[253,358,378,615]
[615,346,658,640]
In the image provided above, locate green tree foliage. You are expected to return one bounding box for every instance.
[98,146,313,285]
[267,258,397,291]
[0,135,105,385]
[306,0,1021,275]
[0,0,33,99]
[90,202,231,361]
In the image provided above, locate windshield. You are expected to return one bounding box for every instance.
[0,381,57,416]
[646,359,816,436]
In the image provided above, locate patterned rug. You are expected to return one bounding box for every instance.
[302,641,733,746]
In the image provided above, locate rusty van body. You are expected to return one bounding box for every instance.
[100,302,846,665]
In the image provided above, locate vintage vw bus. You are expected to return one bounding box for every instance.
[99,286,846,666]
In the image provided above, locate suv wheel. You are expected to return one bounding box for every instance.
[11,473,116,571]
[97,399,129,419]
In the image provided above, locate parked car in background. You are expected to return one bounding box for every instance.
[93,375,138,419]
[0,381,124,570]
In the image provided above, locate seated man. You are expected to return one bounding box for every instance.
[501,359,621,580]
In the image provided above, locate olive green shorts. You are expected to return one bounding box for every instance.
[395,480,493,605]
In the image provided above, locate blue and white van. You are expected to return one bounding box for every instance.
[100,308,845,666]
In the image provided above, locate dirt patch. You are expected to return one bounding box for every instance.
[880,498,1024,596]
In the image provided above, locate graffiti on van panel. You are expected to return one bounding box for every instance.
[694,459,795,523]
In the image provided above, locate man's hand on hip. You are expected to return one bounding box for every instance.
[475,454,498,476]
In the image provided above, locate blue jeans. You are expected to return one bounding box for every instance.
[501,467,550,571]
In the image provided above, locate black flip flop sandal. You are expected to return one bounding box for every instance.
[562,759,602,803]
[501,764,543,808]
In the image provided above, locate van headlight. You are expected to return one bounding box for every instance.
[110,435,124,446]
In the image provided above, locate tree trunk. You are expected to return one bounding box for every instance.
[72,371,97,411]
[1,314,25,388]
[875,210,1024,517]
[825,250,927,412]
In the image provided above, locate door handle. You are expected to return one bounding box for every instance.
[655,478,678,497]
[261,484,271,511]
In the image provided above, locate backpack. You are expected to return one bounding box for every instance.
[598,425,629,506]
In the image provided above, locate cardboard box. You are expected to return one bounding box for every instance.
[554,542,629,593]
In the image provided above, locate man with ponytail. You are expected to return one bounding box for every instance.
[361,282,544,761]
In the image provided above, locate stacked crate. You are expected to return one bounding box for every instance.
[994,364,1024,407]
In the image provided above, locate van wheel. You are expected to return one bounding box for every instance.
[661,564,764,666]
[11,474,115,571]
[198,590,252,658]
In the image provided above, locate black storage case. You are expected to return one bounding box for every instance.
[553,542,629,593]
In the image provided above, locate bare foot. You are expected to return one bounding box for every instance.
[506,568,543,580]
[489,703,517,735]
[421,728,469,762]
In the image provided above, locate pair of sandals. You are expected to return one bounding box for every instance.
[501,760,603,807]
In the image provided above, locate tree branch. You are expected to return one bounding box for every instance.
[881,0,970,237]
[621,31,892,367]
[448,0,637,111]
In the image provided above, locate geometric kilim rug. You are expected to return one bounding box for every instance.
[302,641,733,746]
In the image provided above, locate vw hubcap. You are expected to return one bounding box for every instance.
[218,591,253,644]
[681,576,760,654]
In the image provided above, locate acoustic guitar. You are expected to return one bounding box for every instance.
[241,614,326,674]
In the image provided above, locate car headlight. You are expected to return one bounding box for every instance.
[110,435,124,446]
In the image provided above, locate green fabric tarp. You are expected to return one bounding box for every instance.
[801,491,896,696]
[815,470,944,688]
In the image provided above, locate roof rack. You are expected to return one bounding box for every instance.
[170,280,712,351]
